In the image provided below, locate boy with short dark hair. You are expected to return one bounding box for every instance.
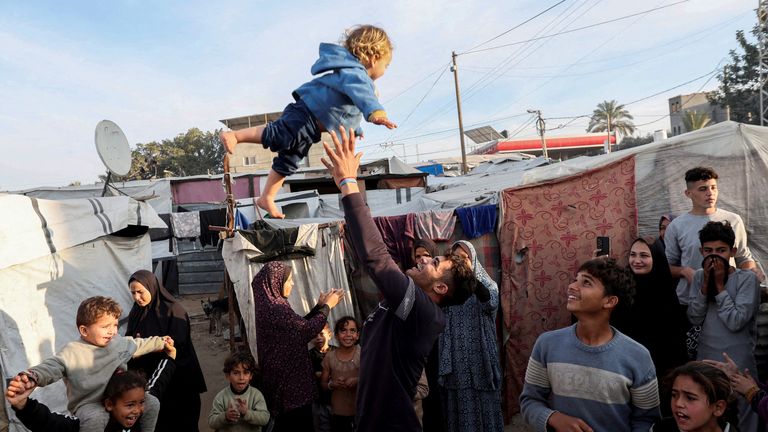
[665,166,759,303]
[688,220,760,431]
[520,258,661,431]
[208,352,270,431]
[10,296,169,432]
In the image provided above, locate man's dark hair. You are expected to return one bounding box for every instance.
[699,221,735,248]
[223,351,257,374]
[685,167,718,185]
[578,258,635,309]
[440,252,476,306]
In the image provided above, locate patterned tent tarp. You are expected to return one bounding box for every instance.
[498,157,637,417]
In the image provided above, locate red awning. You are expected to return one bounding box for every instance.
[495,134,616,152]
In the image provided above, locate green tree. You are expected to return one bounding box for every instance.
[682,110,711,132]
[117,128,225,181]
[586,100,636,137]
[617,134,654,150]
[709,26,762,124]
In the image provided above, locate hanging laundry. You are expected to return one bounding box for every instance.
[455,205,497,239]
[170,211,201,238]
[235,209,252,230]
[239,220,318,262]
[149,213,172,241]
[414,209,457,241]
[199,208,227,246]
[373,214,416,269]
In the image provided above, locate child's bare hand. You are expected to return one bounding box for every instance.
[11,373,36,392]
[371,116,397,129]
[5,377,33,409]
[164,342,177,360]
[226,404,240,422]
[162,336,174,346]
[236,398,247,415]
[731,368,757,395]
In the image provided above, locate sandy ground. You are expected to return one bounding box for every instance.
[177,294,230,432]
[178,294,532,432]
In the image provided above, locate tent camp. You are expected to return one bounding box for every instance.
[216,121,768,419]
[266,121,768,419]
[0,194,165,431]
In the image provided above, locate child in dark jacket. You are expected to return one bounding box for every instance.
[6,342,177,432]
[219,25,396,219]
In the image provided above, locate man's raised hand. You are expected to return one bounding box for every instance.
[321,126,362,190]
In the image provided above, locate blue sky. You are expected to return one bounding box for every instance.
[0,0,757,189]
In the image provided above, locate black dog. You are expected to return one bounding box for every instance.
[201,297,229,337]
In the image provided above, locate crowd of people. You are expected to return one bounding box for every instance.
[521,166,766,432]
[5,21,768,432]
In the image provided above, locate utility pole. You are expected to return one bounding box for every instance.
[606,111,612,154]
[759,0,768,125]
[451,51,468,175]
[527,109,549,159]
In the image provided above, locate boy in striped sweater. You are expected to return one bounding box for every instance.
[520,258,661,432]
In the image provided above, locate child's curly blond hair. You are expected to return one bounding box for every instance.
[342,25,393,66]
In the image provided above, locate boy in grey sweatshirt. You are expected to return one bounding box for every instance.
[12,296,169,432]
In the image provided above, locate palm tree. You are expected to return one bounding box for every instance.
[587,100,636,138]
[682,110,711,132]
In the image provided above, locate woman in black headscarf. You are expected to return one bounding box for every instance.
[126,270,206,432]
[611,238,688,378]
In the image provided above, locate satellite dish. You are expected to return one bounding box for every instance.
[95,120,131,176]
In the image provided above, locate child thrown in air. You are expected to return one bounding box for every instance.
[220,25,396,219]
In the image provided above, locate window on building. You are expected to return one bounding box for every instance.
[243,156,257,166]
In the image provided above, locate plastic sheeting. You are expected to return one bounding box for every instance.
[0,194,164,270]
[14,179,174,215]
[222,224,354,363]
[0,235,152,430]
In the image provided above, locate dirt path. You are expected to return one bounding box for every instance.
[178,294,229,432]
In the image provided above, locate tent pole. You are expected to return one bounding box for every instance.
[225,270,236,352]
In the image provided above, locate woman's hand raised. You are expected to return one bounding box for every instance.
[318,288,344,309]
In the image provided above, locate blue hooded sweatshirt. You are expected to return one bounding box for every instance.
[293,43,385,137]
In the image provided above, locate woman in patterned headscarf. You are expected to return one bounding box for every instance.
[126,269,206,432]
[439,240,504,432]
[252,261,343,432]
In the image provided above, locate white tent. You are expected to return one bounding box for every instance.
[0,194,164,431]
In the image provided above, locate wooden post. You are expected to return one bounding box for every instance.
[222,153,237,351]
[225,271,236,352]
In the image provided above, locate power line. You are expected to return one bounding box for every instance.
[463,0,567,53]
[477,0,608,120]
[381,63,449,105]
[399,0,593,135]
[624,68,719,107]
[390,66,450,134]
[479,10,749,72]
[461,0,690,55]
[356,111,531,150]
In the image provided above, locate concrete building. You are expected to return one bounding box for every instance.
[668,92,729,136]
[220,111,327,173]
